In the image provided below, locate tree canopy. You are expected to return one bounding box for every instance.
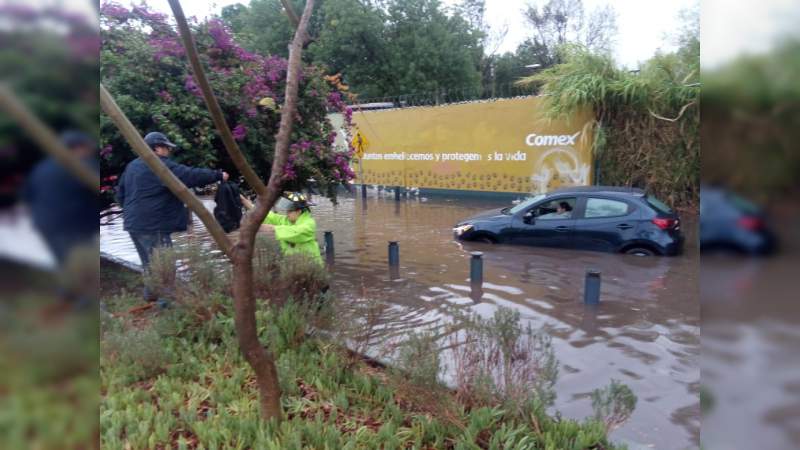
[224,0,484,101]
[100,2,354,200]
[221,0,620,102]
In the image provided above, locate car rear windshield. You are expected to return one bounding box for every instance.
[726,192,760,214]
[645,195,673,214]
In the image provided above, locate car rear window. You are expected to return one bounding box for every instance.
[645,196,673,214]
[726,192,760,214]
[585,198,629,218]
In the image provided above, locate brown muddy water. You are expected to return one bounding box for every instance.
[100,192,700,450]
[702,252,800,450]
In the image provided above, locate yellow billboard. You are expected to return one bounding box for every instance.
[351,97,594,194]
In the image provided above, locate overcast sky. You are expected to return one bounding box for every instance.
[53,0,800,69]
[136,0,700,68]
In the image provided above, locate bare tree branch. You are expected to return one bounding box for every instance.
[99,83,234,258]
[167,0,268,197]
[262,0,314,209]
[0,83,100,192]
[280,0,301,28]
[649,101,696,122]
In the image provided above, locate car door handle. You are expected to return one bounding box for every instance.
[616,224,633,230]
[555,226,570,232]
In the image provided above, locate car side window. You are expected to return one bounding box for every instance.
[584,198,629,218]
[527,197,577,220]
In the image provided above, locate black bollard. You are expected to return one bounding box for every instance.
[469,281,484,304]
[470,251,483,285]
[584,269,601,305]
[361,184,367,199]
[324,231,334,258]
[388,241,400,266]
[389,264,400,281]
[581,303,599,334]
[394,186,401,201]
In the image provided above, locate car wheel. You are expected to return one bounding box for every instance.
[624,247,655,256]
[476,235,496,244]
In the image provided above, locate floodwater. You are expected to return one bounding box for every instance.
[99,192,700,450]
[701,251,800,450]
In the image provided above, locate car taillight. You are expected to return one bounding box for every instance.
[652,218,677,230]
[737,216,764,231]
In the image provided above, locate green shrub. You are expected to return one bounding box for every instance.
[142,246,178,302]
[519,44,699,207]
[395,330,441,388]
[100,2,354,201]
[100,299,627,450]
[253,237,329,306]
[102,324,171,382]
[278,253,330,304]
[591,378,638,432]
[254,236,283,300]
[174,243,231,305]
[450,307,559,417]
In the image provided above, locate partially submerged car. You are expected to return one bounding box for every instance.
[453,186,683,256]
[700,186,777,255]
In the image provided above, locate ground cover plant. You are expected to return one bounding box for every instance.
[101,241,633,449]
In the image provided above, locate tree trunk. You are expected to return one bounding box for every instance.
[104,0,317,424]
[231,242,282,419]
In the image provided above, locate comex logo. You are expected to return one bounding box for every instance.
[525,131,581,147]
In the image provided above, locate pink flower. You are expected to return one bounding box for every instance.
[184,75,202,98]
[150,37,184,61]
[100,145,113,159]
[344,106,353,124]
[327,91,344,110]
[207,19,235,52]
[282,163,297,180]
[100,2,131,22]
[158,90,173,102]
[232,124,247,141]
[131,5,167,24]
[67,34,100,60]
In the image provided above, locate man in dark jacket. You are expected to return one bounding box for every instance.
[116,131,228,302]
[23,130,100,267]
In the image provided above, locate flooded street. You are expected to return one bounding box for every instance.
[100,192,700,450]
[701,253,800,450]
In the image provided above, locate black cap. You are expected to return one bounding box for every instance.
[60,130,95,149]
[144,131,177,150]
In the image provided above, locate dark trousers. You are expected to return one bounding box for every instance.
[129,231,173,301]
[38,227,96,267]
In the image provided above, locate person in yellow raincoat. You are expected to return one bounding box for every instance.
[259,192,323,265]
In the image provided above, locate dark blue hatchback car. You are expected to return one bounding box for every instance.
[454,186,683,256]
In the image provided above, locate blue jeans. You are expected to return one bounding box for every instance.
[39,229,96,266]
[129,231,173,301]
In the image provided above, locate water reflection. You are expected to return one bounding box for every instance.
[100,193,699,450]
[702,254,800,450]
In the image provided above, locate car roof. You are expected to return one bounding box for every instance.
[546,186,646,197]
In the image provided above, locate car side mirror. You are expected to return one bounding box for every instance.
[524,214,535,225]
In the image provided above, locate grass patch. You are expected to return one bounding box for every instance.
[100,245,629,449]
[101,292,626,448]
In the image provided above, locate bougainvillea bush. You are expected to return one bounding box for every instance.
[100,2,354,201]
[0,5,99,208]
